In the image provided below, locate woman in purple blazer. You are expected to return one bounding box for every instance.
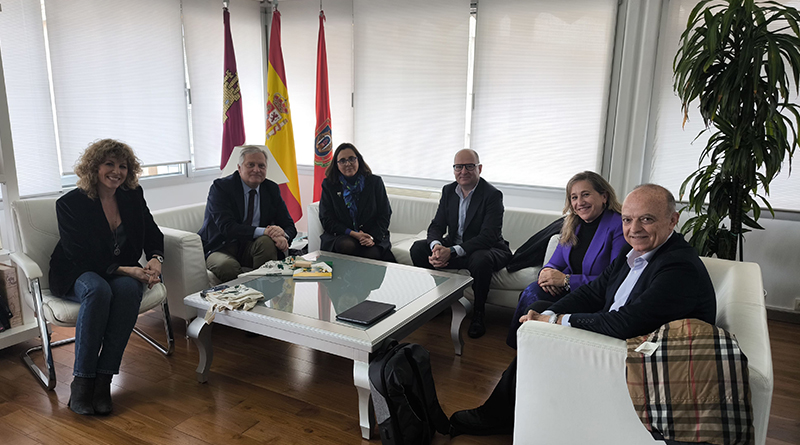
[507,171,627,348]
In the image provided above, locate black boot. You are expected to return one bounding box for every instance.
[93,373,113,415]
[68,377,95,415]
[468,311,486,338]
[450,407,513,437]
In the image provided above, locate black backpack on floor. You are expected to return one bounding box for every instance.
[368,340,450,445]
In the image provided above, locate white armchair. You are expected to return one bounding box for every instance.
[514,257,773,445]
[10,197,173,390]
[151,203,215,320]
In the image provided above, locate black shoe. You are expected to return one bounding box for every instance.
[449,408,513,437]
[468,311,486,338]
[93,373,113,415]
[68,377,95,415]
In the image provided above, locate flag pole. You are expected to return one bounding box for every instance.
[312,3,332,202]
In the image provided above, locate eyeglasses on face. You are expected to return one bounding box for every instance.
[453,163,478,172]
[337,156,358,165]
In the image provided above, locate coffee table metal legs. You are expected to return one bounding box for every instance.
[187,317,213,383]
[353,359,374,439]
[450,296,470,356]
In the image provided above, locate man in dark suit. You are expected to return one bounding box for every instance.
[198,146,297,282]
[448,183,717,437]
[410,149,512,338]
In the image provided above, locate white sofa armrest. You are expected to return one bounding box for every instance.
[160,227,210,320]
[10,251,43,281]
[307,203,322,252]
[542,234,560,266]
[514,321,655,445]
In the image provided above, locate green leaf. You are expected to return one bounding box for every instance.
[675,0,800,259]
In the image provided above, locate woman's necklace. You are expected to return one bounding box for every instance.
[111,215,121,256]
[113,225,121,256]
[102,196,121,256]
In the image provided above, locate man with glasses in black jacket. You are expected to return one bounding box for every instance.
[410,149,512,338]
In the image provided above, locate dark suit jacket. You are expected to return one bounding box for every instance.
[198,171,297,256]
[506,216,564,272]
[547,232,716,339]
[318,175,392,252]
[543,210,627,289]
[49,187,164,297]
[426,178,511,256]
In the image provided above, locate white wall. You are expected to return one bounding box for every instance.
[744,218,800,311]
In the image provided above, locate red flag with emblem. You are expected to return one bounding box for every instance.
[313,10,332,202]
[221,7,245,170]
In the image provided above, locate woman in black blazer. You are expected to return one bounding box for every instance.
[49,139,164,416]
[318,143,395,261]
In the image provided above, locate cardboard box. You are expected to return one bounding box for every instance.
[0,263,23,328]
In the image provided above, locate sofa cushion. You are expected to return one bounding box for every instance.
[41,283,166,327]
[491,267,539,291]
[152,203,206,234]
[390,231,427,265]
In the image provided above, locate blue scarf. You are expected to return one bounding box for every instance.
[339,174,365,229]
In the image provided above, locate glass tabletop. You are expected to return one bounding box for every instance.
[239,253,449,330]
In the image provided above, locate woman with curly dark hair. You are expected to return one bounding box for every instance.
[49,139,164,415]
[318,143,395,261]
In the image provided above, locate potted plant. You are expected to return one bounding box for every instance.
[673,0,800,260]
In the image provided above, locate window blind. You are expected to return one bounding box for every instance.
[279,0,354,167]
[45,0,190,172]
[647,0,800,211]
[470,0,617,188]
[183,0,266,170]
[353,0,471,180]
[0,0,62,196]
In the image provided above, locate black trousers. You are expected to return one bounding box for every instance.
[482,300,554,420]
[409,240,510,313]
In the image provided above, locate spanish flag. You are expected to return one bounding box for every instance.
[266,9,302,222]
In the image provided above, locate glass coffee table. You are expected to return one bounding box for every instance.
[184,251,473,439]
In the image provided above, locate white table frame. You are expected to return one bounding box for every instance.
[185,251,473,439]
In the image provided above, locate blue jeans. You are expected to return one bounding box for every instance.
[62,272,143,377]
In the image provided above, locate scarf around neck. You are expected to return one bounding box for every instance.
[339,174,365,229]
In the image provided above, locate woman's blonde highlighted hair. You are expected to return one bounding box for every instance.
[559,171,622,246]
[74,139,142,199]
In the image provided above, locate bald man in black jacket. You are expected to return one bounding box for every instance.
[448,184,716,438]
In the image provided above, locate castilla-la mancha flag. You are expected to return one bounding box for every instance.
[313,10,332,202]
[221,7,245,170]
[266,10,302,222]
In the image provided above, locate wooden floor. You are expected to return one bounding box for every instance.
[0,306,797,445]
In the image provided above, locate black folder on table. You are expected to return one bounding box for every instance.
[335,300,396,325]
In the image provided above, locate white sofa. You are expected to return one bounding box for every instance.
[153,193,563,318]
[514,257,773,445]
[151,203,212,321]
[307,194,563,309]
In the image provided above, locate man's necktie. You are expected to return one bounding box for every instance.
[244,189,256,226]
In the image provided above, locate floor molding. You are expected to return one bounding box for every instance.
[767,308,800,324]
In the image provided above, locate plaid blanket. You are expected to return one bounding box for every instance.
[626,319,754,445]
